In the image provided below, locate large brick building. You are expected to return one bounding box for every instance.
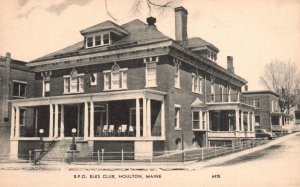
[8,7,256,160]
[0,53,34,154]
[242,90,294,133]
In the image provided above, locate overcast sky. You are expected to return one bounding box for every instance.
[0,0,299,90]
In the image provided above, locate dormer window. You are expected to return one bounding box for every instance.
[85,33,111,48]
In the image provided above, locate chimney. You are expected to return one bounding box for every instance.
[245,85,248,91]
[175,6,188,48]
[227,56,234,73]
[146,16,156,26]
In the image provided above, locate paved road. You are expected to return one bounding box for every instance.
[1,133,300,187]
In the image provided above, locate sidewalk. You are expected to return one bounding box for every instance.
[0,132,298,171]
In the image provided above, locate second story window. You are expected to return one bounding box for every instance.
[144,57,158,87]
[173,58,181,88]
[104,63,128,90]
[63,69,84,94]
[192,73,202,94]
[254,99,260,108]
[13,81,27,98]
[41,71,51,97]
[43,81,50,97]
[211,77,215,101]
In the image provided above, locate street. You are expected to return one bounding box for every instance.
[1,133,300,187]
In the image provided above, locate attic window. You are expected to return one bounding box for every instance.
[85,33,110,48]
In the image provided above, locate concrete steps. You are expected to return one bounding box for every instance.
[40,139,93,162]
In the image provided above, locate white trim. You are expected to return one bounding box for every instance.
[175,104,181,108]
[12,80,27,84]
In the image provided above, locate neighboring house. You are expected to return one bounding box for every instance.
[9,7,256,160]
[291,93,300,131]
[242,90,293,133]
[0,53,34,154]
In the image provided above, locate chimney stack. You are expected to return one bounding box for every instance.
[175,6,188,48]
[227,56,234,73]
[146,16,156,26]
[245,85,248,91]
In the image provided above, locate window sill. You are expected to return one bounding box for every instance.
[174,127,182,131]
[63,91,84,95]
[175,87,181,90]
[145,85,157,88]
[103,88,128,91]
[192,91,203,95]
[13,96,26,99]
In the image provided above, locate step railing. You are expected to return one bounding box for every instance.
[34,136,60,164]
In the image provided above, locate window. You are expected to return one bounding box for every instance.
[85,33,110,48]
[103,34,110,44]
[145,57,158,87]
[104,64,128,90]
[202,112,206,129]
[219,86,223,102]
[90,73,97,86]
[254,99,260,108]
[211,78,215,101]
[13,81,27,98]
[63,69,84,94]
[87,37,93,47]
[43,80,50,97]
[192,111,206,130]
[95,35,101,46]
[174,58,181,88]
[19,109,26,126]
[271,100,274,112]
[192,74,202,94]
[175,105,181,129]
[192,111,200,129]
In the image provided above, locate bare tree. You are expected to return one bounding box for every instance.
[105,0,176,21]
[260,60,300,113]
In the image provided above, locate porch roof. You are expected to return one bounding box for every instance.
[9,89,167,107]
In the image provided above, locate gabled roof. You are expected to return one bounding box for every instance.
[188,37,219,53]
[80,20,129,35]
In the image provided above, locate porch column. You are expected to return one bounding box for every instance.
[10,107,15,138]
[136,98,140,137]
[60,105,64,138]
[247,112,250,132]
[106,104,109,125]
[161,100,165,137]
[54,104,59,137]
[77,105,80,137]
[90,101,94,138]
[15,107,20,137]
[241,111,244,132]
[251,112,255,132]
[147,99,151,137]
[235,109,240,131]
[34,109,38,137]
[279,116,282,126]
[84,102,89,139]
[49,104,54,138]
[143,98,147,137]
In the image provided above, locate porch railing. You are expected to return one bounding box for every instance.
[207,94,254,106]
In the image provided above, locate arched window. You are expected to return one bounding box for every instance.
[103,63,128,90]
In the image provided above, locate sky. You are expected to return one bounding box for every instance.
[0,0,299,90]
